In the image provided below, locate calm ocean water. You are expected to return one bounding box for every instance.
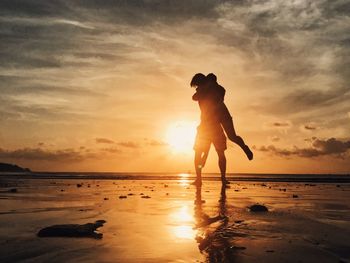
[1,172,350,183]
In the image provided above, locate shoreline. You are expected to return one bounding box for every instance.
[1,172,350,183]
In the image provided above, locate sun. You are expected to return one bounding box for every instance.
[165,121,197,154]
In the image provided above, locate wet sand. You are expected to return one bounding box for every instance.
[0,176,350,262]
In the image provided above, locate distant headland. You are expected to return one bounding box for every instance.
[0,163,31,173]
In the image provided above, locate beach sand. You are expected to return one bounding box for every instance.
[0,175,350,262]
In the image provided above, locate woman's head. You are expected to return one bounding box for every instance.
[190,73,207,87]
[206,73,217,82]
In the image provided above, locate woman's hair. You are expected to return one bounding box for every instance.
[206,73,217,82]
[190,73,207,87]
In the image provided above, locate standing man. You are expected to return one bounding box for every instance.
[191,73,229,186]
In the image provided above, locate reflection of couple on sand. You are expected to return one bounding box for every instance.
[194,184,235,261]
[191,73,253,186]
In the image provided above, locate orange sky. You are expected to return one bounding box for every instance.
[0,1,349,173]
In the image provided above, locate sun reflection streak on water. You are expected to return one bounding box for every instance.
[170,205,196,240]
[173,225,196,239]
[178,173,190,187]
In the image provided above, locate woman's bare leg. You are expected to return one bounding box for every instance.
[222,119,253,160]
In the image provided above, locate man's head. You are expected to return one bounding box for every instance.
[206,73,217,83]
[190,73,207,87]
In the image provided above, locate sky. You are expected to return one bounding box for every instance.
[0,0,349,173]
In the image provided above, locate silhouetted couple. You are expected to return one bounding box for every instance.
[191,73,253,186]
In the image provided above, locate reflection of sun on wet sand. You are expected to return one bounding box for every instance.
[0,174,350,262]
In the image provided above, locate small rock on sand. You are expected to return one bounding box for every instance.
[9,188,17,193]
[119,195,127,199]
[141,195,151,199]
[76,184,82,188]
[292,194,299,198]
[104,197,109,200]
[248,204,268,212]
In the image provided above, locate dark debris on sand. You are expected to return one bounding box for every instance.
[248,204,268,212]
[37,220,106,239]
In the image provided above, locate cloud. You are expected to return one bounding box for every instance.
[264,121,292,131]
[272,122,291,128]
[256,137,350,159]
[0,147,90,162]
[304,125,317,130]
[300,123,319,132]
[95,137,115,144]
[116,141,140,148]
[145,139,168,146]
[100,147,121,154]
[0,144,127,163]
[269,136,280,142]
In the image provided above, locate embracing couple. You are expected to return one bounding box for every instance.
[190,73,253,186]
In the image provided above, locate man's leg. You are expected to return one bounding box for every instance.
[217,150,229,185]
[193,150,203,186]
[200,148,209,168]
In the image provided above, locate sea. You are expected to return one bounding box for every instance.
[1,172,350,183]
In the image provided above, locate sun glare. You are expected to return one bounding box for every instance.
[165,121,197,154]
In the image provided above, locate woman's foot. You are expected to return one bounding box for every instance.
[191,179,202,186]
[243,145,253,160]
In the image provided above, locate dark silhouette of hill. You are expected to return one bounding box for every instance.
[0,163,31,173]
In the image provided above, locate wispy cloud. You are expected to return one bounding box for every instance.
[95,138,115,144]
[0,147,92,162]
[256,137,350,159]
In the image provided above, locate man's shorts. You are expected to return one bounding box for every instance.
[193,123,227,153]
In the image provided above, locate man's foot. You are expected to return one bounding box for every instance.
[243,145,253,160]
[191,180,202,186]
[221,179,230,185]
